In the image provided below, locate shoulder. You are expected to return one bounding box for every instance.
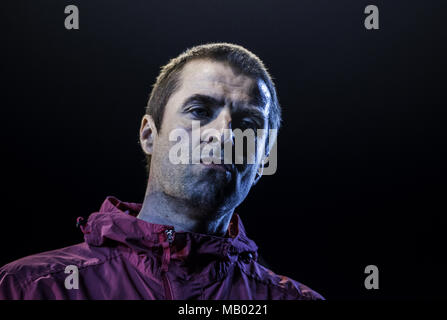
[240,259,325,300]
[0,242,122,298]
[1,242,113,279]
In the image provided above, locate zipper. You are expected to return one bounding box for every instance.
[161,228,175,300]
[162,271,173,300]
[165,229,174,244]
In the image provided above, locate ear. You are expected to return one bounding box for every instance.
[253,133,273,186]
[252,161,264,186]
[139,114,157,156]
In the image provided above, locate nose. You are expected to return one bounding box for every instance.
[205,107,234,145]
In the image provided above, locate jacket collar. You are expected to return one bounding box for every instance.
[81,196,258,264]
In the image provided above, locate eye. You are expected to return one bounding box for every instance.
[188,106,210,118]
[240,119,257,129]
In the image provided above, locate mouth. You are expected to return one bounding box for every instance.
[199,159,234,173]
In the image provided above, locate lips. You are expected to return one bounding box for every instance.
[200,158,234,173]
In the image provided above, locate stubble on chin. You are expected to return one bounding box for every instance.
[179,164,231,208]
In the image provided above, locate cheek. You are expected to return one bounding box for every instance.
[238,165,257,188]
[151,136,178,172]
[153,132,194,177]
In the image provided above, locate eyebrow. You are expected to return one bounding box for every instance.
[181,94,267,117]
[181,94,224,109]
[180,94,267,127]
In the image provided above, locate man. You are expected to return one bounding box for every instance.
[0,43,323,300]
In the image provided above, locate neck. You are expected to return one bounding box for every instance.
[137,184,234,237]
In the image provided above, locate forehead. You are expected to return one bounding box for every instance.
[177,59,271,112]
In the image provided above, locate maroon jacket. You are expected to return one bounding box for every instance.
[0,196,324,300]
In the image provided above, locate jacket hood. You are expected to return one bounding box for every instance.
[80,196,259,264]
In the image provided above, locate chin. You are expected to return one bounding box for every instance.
[184,181,227,209]
[177,165,241,208]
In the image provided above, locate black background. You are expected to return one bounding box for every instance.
[1,0,446,300]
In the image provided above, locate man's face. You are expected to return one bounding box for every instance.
[141,59,271,214]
